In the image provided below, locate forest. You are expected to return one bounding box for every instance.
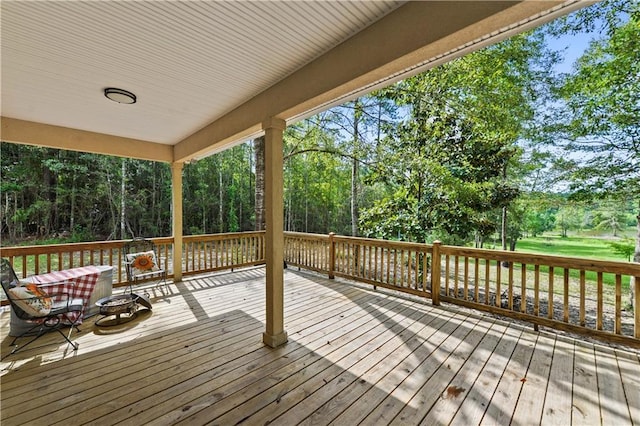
[1,1,638,265]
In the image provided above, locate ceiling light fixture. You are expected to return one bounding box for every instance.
[104,87,137,104]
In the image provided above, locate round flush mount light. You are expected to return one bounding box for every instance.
[104,87,137,104]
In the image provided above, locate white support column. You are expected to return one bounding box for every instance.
[262,117,288,348]
[171,162,184,283]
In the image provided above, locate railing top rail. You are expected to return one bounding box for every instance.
[331,235,433,251]
[183,231,265,242]
[0,237,169,256]
[284,231,330,240]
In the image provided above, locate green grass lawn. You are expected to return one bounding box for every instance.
[516,235,629,262]
[514,235,633,290]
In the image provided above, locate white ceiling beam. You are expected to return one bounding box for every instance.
[1,117,173,162]
[173,1,575,162]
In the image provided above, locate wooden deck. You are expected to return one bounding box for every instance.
[1,267,639,425]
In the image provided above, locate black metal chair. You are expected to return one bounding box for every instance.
[1,258,84,356]
[123,237,168,292]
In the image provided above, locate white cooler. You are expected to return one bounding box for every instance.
[9,265,114,336]
[85,265,115,317]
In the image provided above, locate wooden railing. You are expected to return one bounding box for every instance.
[283,233,640,347]
[437,245,640,345]
[0,238,171,286]
[0,232,265,288]
[284,232,433,298]
[182,232,265,274]
[2,231,639,347]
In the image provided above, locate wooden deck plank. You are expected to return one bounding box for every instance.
[615,349,640,424]
[596,346,633,425]
[398,321,508,425]
[270,312,482,426]
[1,271,339,384]
[571,342,602,424]
[131,295,417,424]
[0,267,638,426]
[53,280,390,425]
[0,273,272,374]
[449,324,523,426]
[209,308,456,425]
[328,310,471,425]
[541,337,575,425]
[479,328,538,426]
[237,301,432,425]
[99,280,416,422]
[360,316,492,425]
[3,276,320,410]
[510,333,556,424]
[313,310,460,425]
[270,303,434,425]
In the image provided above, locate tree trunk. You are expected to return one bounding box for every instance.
[120,158,126,239]
[5,192,15,242]
[105,167,117,240]
[501,206,508,251]
[351,100,361,237]
[254,136,266,231]
[70,170,76,232]
[219,168,224,233]
[501,163,508,251]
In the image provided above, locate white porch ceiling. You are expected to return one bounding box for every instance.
[1,1,588,163]
[1,1,402,144]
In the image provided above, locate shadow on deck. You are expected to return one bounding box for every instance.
[1,267,638,425]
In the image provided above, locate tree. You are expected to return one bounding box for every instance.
[361,31,557,244]
[556,205,583,237]
[551,1,639,305]
[594,206,628,237]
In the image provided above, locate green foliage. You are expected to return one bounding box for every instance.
[523,208,556,237]
[360,32,556,243]
[607,239,635,261]
[554,2,639,203]
[1,2,636,255]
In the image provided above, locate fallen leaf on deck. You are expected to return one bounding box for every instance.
[444,385,466,399]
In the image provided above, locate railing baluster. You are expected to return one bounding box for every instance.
[597,272,603,331]
[564,268,569,323]
[392,249,398,285]
[495,260,501,308]
[521,263,527,314]
[484,259,490,306]
[548,266,554,320]
[463,257,469,300]
[579,270,586,326]
[374,246,379,282]
[534,264,540,318]
[474,257,479,303]
[445,254,450,296]
[615,274,622,334]
[453,255,459,298]
[400,249,405,287]
[508,262,514,311]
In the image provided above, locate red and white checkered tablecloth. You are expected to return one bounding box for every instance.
[26,266,102,323]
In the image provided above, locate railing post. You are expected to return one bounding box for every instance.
[329,232,336,279]
[634,275,640,339]
[431,241,441,306]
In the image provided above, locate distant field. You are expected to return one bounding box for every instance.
[515,235,628,262]
[514,235,633,289]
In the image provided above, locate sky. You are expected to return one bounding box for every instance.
[547,32,596,74]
